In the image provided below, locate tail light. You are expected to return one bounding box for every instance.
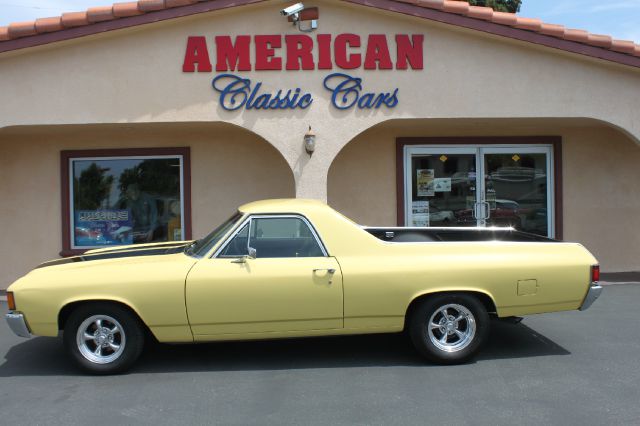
[7,291,16,311]
[591,265,600,283]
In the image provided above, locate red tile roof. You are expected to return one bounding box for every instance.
[0,0,638,64]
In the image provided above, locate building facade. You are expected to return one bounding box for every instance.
[1,0,640,288]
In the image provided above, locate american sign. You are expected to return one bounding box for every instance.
[182,34,424,111]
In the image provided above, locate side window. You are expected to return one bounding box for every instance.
[218,223,249,257]
[250,217,324,258]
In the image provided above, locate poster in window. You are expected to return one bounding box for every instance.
[486,191,497,210]
[485,176,497,209]
[412,214,430,227]
[416,169,435,197]
[433,178,452,192]
[74,210,133,246]
[412,200,429,215]
[412,201,429,227]
[167,200,182,241]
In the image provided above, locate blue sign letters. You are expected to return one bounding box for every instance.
[211,73,399,111]
[322,73,399,110]
[212,74,313,111]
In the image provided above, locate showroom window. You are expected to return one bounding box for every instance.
[396,137,562,239]
[61,148,191,255]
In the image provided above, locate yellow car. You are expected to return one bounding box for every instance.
[5,199,602,374]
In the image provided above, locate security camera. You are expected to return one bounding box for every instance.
[280,3,305,17]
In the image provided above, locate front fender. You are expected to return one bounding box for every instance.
[7,253,196,342]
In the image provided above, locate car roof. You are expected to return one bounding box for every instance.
[238,198,329,215]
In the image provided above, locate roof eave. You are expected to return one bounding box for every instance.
[0,0,638,69]
[345,0,640,69]
[0,0,267,55]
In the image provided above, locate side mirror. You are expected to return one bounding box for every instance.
[248,246,257,259]
[231,247,256,264]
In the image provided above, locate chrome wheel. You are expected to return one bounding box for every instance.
[427,303,476,353]
[76,315,126,364]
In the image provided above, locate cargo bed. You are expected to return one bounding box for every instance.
[363,227,557,243]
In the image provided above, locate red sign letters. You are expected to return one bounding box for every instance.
[183,34,424,72]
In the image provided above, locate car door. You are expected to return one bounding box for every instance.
[185,215,343,338]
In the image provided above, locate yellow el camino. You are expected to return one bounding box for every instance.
[5,199,602,374]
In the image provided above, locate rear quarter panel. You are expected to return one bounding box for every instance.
[338,241,596,329]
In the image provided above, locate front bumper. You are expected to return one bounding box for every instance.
[5,312,32,338]
[579,283,603,311]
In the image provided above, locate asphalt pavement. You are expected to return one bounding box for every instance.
[1,284,639,426]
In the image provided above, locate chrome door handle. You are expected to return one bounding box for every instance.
[483,201,491,219]
[313,268,336,274]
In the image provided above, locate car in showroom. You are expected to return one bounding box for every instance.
[426,205,456,224]
[454,199,525,228]
[5,199,602,374]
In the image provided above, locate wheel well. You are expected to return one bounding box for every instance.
[403,291,497,331]
[58,300,146,332]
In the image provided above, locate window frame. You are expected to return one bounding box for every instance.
[215,221,250,258]
[212,214,329,259]
[60,147,192,257]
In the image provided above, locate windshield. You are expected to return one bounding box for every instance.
[187,212,243,256]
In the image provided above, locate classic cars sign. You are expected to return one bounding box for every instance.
[182,34,424,111]
[74,210,133,246]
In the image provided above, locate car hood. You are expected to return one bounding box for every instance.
[36,241,193,269]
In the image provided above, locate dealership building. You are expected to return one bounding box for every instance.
[1,0,639,288]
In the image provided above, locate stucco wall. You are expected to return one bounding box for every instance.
[1,0,639,280]
[563,127,640,273]
[0,0,639,200]
[0,123,294,288]
[328,120,640,272]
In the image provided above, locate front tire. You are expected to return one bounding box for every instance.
[409,294,489,364]
[63,303,145,374]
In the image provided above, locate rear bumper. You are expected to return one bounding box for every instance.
[579,283,603,311]
[5,312,32,338]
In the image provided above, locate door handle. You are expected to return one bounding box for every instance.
[483,201,491,219]
[313,268,336,274]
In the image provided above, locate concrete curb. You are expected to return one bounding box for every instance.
[600,281,640,286]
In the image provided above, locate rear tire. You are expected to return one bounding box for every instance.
[63,303,145,374]
[409,294,489,364]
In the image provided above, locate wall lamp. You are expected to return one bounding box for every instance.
[281,3,319,32]
[304,126,316,155]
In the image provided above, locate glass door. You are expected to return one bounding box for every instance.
[405,145,554,237]
[405,147,482,229]
[480,147,553,237]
